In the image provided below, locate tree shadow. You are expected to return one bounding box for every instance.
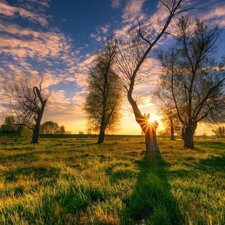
[2,166,60,184]
[0,152,37,163]
[121,153,183,225]
[196,154,225,173]
[195,141,225,150]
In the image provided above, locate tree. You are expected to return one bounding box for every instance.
[41,121,63,134]
[115,0,186,152]
[158,17,225,148]
[9,80,48,144]
[160,109,182,140]
[78,130,84,135]
[59,125,65,134]
[84,40,121,144]
[212,126,225,138]
[1,116,17,134]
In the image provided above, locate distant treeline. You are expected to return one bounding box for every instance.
[0,117,69,137]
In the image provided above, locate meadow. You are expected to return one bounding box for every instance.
[0,136,224,225]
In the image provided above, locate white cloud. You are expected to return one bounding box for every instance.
[90,24,110,42]
[0,1,48,26]
[122,0,145,23]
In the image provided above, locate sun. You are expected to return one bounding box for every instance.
[148,113,159,123]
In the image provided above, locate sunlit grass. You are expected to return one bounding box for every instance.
[0,136,224,224]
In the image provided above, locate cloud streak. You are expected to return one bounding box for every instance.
[0,1,48,26]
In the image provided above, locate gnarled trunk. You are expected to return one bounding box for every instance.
[31,121,40,144]
[183,123,197,149]
[97,129,105,144]
[145,123,159,152]
[31,101,46,144]
[128,91,159,152]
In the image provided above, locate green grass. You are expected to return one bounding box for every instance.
[0,136,224,225]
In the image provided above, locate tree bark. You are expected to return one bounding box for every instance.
[31,121,40,144]
[97,129,105,144]
[145,123,159,152]
[170,117,175,140]
[127,80,159,152]
[31,101,46,144]
[183,123,197,149]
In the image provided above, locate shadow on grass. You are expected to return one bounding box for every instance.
[195,141,225,150]
[0,152,37,163]
[197,154,225,173]
[3,166,60,184]
[121,153,183,225]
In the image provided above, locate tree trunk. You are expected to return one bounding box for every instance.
[183,123,197,149]
[145,123,159,152]
[127,91,159,152]
[97,129,105,144]
[170,117,175,140]
[31,120,41,144]
[181,127,185,140]
[31,102,46,144]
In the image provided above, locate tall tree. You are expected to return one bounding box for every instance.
[84,41,121,144]
[115,0,186,152]
[158,17,225,148]
[10,80,48,144]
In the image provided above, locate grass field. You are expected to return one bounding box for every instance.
[0,136,224,225]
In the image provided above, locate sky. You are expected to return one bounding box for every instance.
[0,0,225,135]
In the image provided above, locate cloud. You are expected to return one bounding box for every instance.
[111,0,121,9]
[74,54,97,87]
[100,24,111,34]
[0,1,48,26]
[201,5,225,27]
[0,1,80,127]
[113,0,147,39]
[122,0,145,23]
[90,24,110,42]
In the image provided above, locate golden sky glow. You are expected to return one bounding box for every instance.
[0,0,225,136]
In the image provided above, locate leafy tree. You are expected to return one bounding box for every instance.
[41,121,66,134]
[41,121,58,134]
[85,40,121,144]
[78,130,84,135]
[59,126,65,134]
[1,116,17,134]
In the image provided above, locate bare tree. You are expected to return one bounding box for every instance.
[158,17,225,148]
[84,40,121,144]
[159,108,183,140]
[212,126,225,138]
[115,0,186,152]
[9,79,48,144]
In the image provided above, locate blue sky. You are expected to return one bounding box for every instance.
[0,0,225,134]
